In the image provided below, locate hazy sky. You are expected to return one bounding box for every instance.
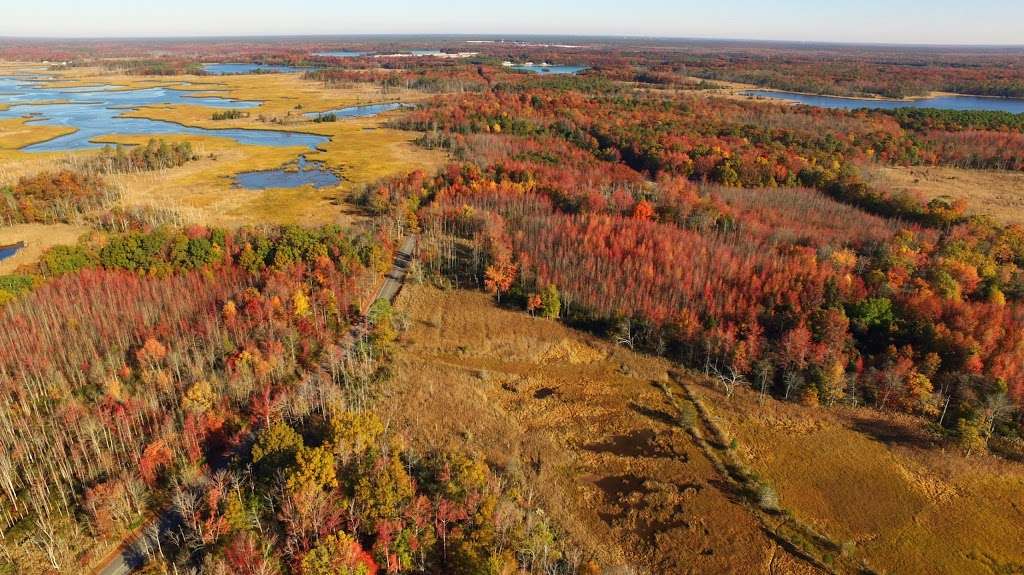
[1,0,1022,45]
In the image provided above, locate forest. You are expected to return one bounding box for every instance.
[1,36,1024,575]
[11,37,1024,99]
[1,219,571,573]
[367,67,1024,457]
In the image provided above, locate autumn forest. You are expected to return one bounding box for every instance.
[0,33,1023,575]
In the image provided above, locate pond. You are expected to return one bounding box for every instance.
[744,90,1024,114]
[235,155,340,190]
[511,64,588,75]
[0,242,25,263]
[202,63,308,75]
[0,77,329,152]
[305,102,408,121]
[313,51,367,58]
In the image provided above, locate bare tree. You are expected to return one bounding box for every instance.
[711,364,745,399]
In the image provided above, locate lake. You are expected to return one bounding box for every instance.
[305,102,408,120]
[0,77,329,152]
[744,90,1024,114]
[202,63,308,75]
[235,155,340,190]
[511,65,588,75]
[313,51,367,58]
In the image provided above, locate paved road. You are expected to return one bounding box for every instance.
[371,235,415,308]
[92,236,417,575]
[94,515,174,575]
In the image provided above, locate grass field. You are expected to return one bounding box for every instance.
[381,285,827,574]
[382,285,1024,575]
[874,165,1024,225]
[706,380,1024,575]
[0,223,89,274]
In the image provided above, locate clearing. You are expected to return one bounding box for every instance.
[0,223,89,274]
[379,285,827,574]
[874,165,1024,225]
[381,285,1024,574]
[714,383,1024,575]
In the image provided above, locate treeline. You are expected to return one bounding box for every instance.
[87,139,198,173]
[312,112,337,123]
[1,144,197,226]
[157,409,572,574]
[304,67,489,94]
[20,224,389,280]
[0,170,114,225]
[682,48,1024,99]
[885,108,1024,132]
[102,59,205,76]
[211,109,248,121]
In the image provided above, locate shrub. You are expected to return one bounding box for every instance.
[755,483,781,513]
[0,170,109,224]
[42,244,97,276]
[211,109,248,121]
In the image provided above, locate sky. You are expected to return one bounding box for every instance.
[1,0,1022,45]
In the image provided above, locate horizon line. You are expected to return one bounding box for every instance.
[0,32,1022,50]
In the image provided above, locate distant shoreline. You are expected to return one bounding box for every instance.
[739,86,1023,104]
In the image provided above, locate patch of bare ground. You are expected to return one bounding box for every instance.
[378,286,826,574]
[706,380,1024,575]
[873,165,1024,225]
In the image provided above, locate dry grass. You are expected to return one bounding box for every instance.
[0,117,77,152]
[384,286,1024,574]
[0,223,89,274]
[874,165,1024,225]
[380,285,825,575]
[709,383,1024,575]
[95,133,346,227]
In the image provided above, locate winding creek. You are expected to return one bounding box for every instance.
[306,102,408,120]
[1,70,408,192]
[0,75,329,151]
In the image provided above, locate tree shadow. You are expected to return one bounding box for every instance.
[629,401,676,426]
[849,414,935,449]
